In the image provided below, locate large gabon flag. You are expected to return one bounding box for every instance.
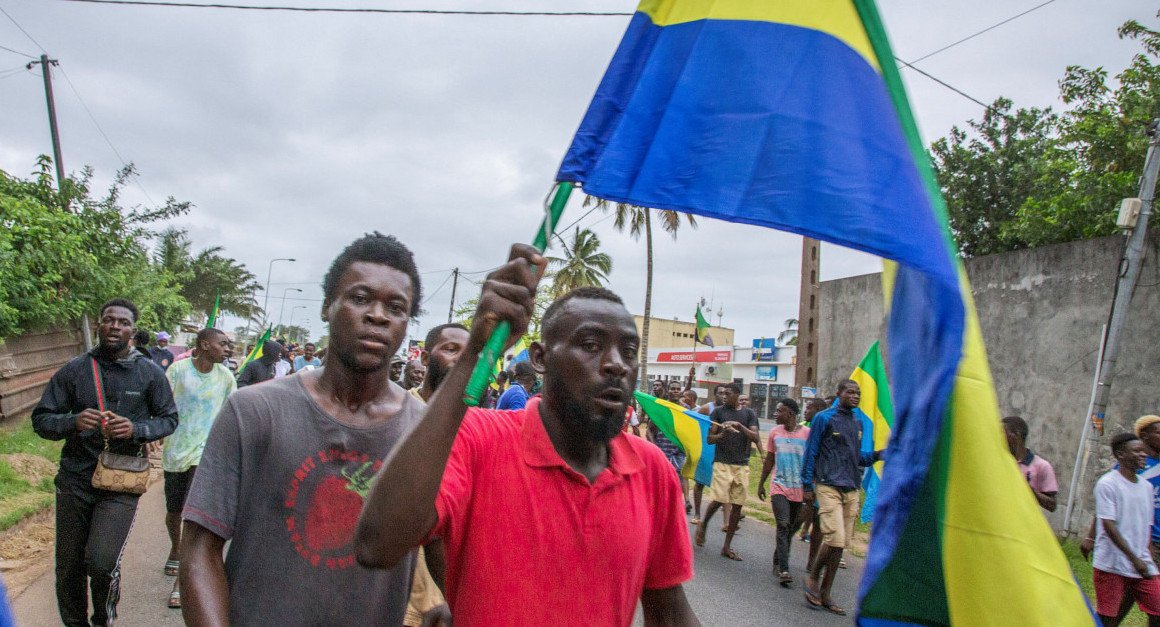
[556,0,1096,624]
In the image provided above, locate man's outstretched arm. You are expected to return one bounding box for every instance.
[641,585,701,627]
[355,244,543,569]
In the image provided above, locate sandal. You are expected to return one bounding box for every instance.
[804,586,823,608]
[690,518,701,526]
[164,560,180,576]
[839,558,848,569]
[823,602,846,616]
[168,589,181,608]
[721,549,743,561]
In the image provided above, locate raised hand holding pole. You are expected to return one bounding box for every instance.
[462,182,574,405]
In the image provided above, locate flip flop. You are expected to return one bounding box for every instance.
[168,589,181,609]
[721,549,743,561]
[690,518,701,526]
[164,560,180,576]
[804,586,823,608]
[824,602,847,616]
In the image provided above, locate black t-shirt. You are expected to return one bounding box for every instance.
[711,405,760,465]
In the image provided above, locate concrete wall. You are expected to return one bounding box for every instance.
[817,234,1160,533]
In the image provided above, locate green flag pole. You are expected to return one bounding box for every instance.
[462,181,574,406]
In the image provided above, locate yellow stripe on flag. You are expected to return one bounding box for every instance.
[942,273,1092,624]
[637,0,879,70]
[850,365,890,476]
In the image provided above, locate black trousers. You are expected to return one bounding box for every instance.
[771,494,804,573]
[54,477,140,627]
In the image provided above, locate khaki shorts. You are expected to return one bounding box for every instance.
[709,463,749,505]
[816,484,859,549]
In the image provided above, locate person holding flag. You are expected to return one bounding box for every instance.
[355,268,699,626]
[236,338,283,388]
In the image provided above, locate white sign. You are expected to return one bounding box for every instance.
[800,386,817,398]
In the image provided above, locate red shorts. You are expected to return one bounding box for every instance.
[1094,568,1160,616]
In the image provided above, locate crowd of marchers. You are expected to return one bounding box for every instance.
[17,230,1160,627]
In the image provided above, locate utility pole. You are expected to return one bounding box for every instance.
[1063,119,1160,533]
[28,55,65,190]
[447,268,459,324]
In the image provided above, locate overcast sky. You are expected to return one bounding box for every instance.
[0,0,1147,348]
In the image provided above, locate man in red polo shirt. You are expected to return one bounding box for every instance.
[356,245,699,626]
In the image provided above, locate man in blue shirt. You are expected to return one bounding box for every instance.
[496,361,536,410]
[293,342,323,372]
[801,379,883,616]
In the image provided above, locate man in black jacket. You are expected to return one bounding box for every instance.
[32,298,179,627]
[235,339,283,388]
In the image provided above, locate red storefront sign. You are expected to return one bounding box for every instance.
[654,350,731,363]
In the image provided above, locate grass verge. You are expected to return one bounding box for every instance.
[0,420,61,532]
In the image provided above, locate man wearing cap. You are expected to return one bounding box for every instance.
[151,332,176,371]
[1084,414,1160,566]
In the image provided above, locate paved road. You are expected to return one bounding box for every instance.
[641,511,861,626]
[15,487,860,626]
[14,484,185,627]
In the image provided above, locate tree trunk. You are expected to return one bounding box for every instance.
[639,210,653,392]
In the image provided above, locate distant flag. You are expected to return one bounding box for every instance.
[489,336,529,391]
[206,291,220,329]
[509,337,530,363]
[634,391,715,486]
[850,341,894,523]
[241,327,272,368]
[555,0,1094,623]
[694,306,714,347]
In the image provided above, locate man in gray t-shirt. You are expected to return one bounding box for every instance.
[184,376,422,624]
[180,233,431,626]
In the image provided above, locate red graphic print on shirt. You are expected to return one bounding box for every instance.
[284,448,382,570]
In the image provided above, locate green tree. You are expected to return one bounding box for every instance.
[777,318,798,346]
[0,158,191,338]
[932,19,1160,256]
[931,99,1059,256]
[586,197,697,391]
[1007,19,1160,247]
[153,227,262,324]
[546,228,613,297]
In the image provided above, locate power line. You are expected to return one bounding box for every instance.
[895,58,990,109]
[0,64,30,79]
[52,0,632,16]
[907,0,1060,65]
[55,62,159,207]
[0,6,48,53]
[0,43,35,59]
[421,271,454,306]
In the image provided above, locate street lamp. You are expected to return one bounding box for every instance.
[289,306,307,343]
[261,258,296,324]
[278,288,303,330]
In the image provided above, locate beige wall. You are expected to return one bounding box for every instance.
[633,315,734,351]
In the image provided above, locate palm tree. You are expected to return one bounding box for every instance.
[778,318,798,346]
[585,196,697,391]
[153,227,263,324]
[546,228,613,297]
